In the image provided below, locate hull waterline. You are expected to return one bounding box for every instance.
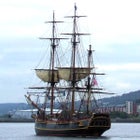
[35,113,111,137]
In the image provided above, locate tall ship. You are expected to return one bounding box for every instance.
[25,4,111,137]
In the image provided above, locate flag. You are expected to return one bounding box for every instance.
[92,77,98,86]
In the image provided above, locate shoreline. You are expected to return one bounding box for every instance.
[0,118,34,122]
[0,118,140,123]
[111,118,140,123]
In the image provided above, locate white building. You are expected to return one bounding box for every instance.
[11,108,61,119]
[126,101,133,114]
[11,109,37,119]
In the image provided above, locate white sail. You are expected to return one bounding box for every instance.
[58,67,92,82]
[35,69,59,83]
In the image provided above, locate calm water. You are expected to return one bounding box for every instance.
[0,123,139,140]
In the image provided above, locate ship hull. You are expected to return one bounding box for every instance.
[35,125,109,137]
[35,113,111,137]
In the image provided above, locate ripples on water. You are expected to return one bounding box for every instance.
[0,123,139,140]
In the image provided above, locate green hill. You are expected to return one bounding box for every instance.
[1,90,140,115]
[99,90,140,106]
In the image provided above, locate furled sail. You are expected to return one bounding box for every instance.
[35,69,59,83]
[58,67,92,82]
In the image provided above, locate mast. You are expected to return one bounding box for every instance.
[39,11,63,116]
[50,11,56,116]
[71,4,77,114]
[87,45,93,113]
[63,4,89,114]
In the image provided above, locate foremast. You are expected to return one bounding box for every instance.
[36,12,64,116]
[49,12,58,116]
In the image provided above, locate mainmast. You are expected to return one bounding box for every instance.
[63,4,89,114]
[71,4,78,114]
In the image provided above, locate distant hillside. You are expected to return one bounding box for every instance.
[100,90,140,106]
[0,103,30,115]
[1,90,140,115]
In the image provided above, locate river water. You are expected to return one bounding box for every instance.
[0,123,139,140]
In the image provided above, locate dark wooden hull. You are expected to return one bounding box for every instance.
[35,113,111,137]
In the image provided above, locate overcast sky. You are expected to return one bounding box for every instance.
[0,0,140,103]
